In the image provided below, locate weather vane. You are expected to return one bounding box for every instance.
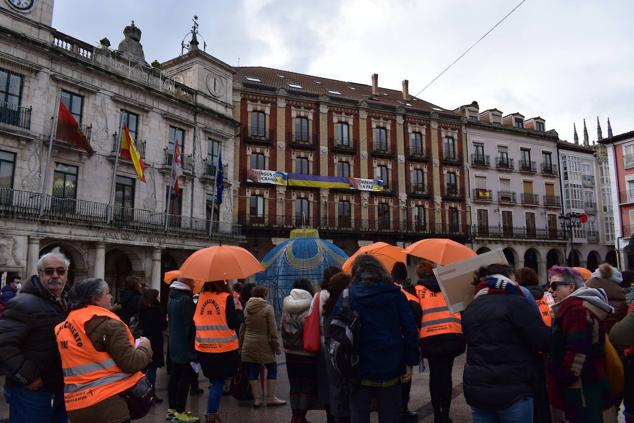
[181,15,207,55]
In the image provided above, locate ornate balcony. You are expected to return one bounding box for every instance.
[0,103,31,130]
[473,188,493,202]
[471,154,490,168]
[496,157,514,171]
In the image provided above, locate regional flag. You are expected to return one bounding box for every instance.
[172,143,183,194]
[216,151,224,205]
[56,101,95,157]
[120,125,145,182]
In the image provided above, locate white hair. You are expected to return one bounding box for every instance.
[37,248,70,272]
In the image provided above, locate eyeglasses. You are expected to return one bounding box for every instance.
[549,281,573,290]
[43,267,66,276]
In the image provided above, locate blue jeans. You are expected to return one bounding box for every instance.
[471,397,534,423]
[246,362,277,380]
[4,385,68,423]
[145,366,157,388]
[207,378,224,413]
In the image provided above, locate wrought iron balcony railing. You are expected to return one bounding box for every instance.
[541,163,559,176]
[471,154,490,168]
[521,193,540,205]
[473,188,493,202]
[496,157,514,171]
[472,225,567,241]
[543,195,561,208]
[0,187,242,241]
[519,160,537,173]
[238,213,471,237]
[246,126,271,144]
[0,103,32,130]
[498,191,517,203]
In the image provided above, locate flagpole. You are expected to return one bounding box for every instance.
[39,91,61,218]
[164,144,177,231]
[107,118,125,224]
[208,148,221,237]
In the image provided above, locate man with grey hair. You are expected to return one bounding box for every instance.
[0,249,71,422]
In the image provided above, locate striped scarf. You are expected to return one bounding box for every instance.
[474,274,525,299]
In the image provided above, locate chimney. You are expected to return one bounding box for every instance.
[402,79,409,100]
[371,73,378,96]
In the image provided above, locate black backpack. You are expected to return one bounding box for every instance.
[281,311,305,351]
[326,289,361,378]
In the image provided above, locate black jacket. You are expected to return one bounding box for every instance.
[0,275,69,392]
[139,302,167,368]
[462,292,551,410]
[117,289,141,325]
[418,276,465,358]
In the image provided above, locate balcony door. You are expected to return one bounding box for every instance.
[477,209,489,236]
[114,176,135,223]
[547,214,558,239]
[502,210,513,237]
[525,212,536,238]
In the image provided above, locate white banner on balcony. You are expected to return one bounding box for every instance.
[246,169,288,185]
[350,178,384,192]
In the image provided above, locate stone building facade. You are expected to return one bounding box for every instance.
[458,101,567,281]
[0,1,240,299]
[232,69,469,258]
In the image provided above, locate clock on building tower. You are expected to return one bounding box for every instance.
[5,0,35,12]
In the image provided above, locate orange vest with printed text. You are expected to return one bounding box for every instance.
[400,286,421,305]
[536,297,552,327]
[419,286,462,338]
[55,305,144,411]
[194,291,239,353]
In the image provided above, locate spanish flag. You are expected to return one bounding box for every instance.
[56,101,94,157]
[120,125,145,182]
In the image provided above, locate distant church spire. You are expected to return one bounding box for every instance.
[608,118,614,138]
[573,123,579,145]
[597,116,603,141]
[583,119,589,146]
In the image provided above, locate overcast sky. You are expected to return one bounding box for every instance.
[53,0,633,142]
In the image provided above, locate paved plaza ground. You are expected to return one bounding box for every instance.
[0,354,471,422]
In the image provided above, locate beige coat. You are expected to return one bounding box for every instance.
[239,297,280,364]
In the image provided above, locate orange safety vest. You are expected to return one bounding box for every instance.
[194,291,239,353]
[536,297,552,327]
[419,286,462,338]
[400,287,421,305]
[55,305,144,411]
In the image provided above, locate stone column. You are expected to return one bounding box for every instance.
[430,119,442,225]
[93,242,105,279]
[319,103,329,176]
[150,248,162,291]
[27,236,41,278]
[359,109,368,178]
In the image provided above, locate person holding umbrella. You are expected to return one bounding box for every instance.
[194,280,240,423]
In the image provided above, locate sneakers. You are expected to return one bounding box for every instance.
[171,411,200,422]
[167,409,177,420]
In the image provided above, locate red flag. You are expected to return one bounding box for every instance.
[56,101,94,157]
[172,143,183,194]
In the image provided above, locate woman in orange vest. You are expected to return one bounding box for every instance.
[416,261,465,423]
[194,280,240,423]
[55,278,152,423]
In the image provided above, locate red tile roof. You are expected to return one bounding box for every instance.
[236,66,457,116]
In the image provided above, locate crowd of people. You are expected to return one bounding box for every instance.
[1,248,634,423]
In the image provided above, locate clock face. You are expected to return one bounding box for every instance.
[6,0,35,12]
[206,73,225,98]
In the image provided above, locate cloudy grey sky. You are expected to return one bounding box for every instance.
[53,0,633,142]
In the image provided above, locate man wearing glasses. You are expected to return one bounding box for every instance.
[0,250,71,422]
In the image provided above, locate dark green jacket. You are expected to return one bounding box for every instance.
[168,287,196,364]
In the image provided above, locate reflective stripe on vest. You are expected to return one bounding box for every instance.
[536,298,552,327]
[194,291,239,353]
[419,286,462,338]
[55,305,144,411]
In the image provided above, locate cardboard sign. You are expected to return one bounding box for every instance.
[433,248,508,313]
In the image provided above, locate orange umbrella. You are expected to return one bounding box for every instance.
[573,267,592,281]
[342,242,406,274]
[403,238,476,265]
[179,245,264,287]
[163,270,181,283]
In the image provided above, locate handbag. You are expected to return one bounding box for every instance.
[230,362,252,401]
[605,336,624,398]
[119,375,153,420]
[303,292,321,353]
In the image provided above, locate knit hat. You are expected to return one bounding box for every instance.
[591,263,623,284]
[570,287,615,315]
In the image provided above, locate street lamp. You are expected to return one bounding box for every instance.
[559,212,587,266]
